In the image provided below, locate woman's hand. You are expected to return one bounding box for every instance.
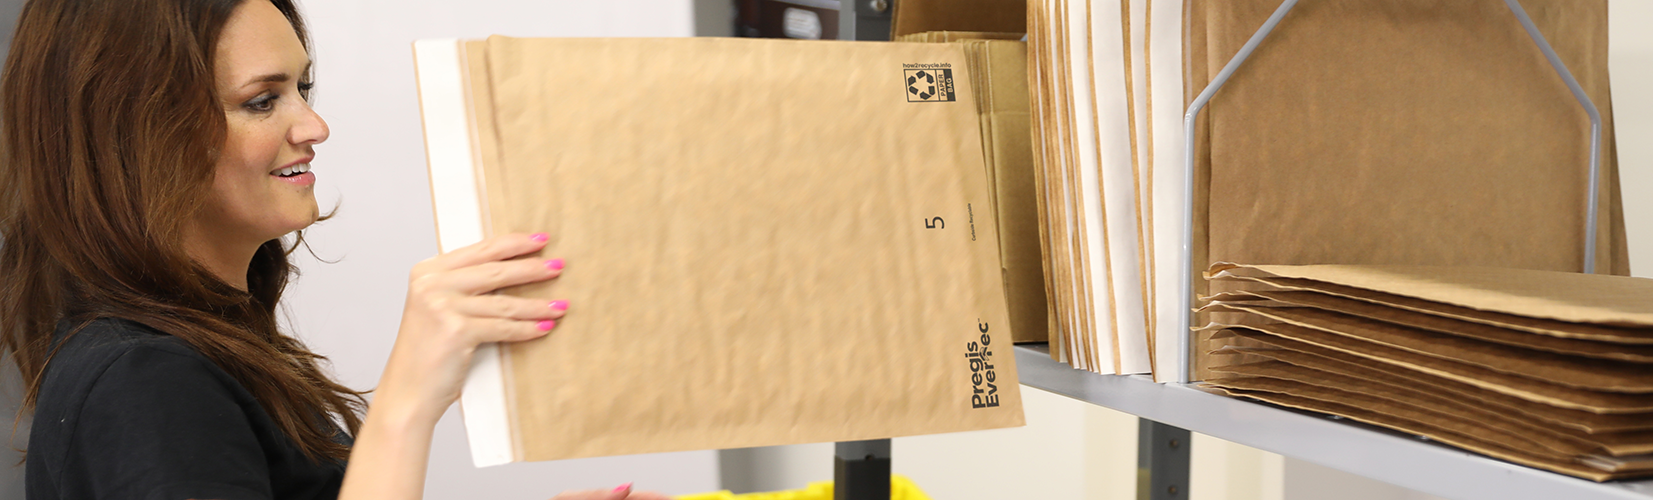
[377,232,565,424]
[550,484,673,500]
[341,232,564,500]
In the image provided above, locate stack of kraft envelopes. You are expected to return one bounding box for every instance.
[1023,0,1631,383]
[897,29,1050,347]
[1198,263,1653,481]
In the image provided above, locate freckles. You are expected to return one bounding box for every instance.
[220,116,285,172]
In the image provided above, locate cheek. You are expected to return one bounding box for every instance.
[220,117,285,172]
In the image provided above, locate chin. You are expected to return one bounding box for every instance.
[295,209,321,232]
[273,204,322,237]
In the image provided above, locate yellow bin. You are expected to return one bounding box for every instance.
[677,475,931,500]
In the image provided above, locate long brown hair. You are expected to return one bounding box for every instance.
[0,0,365,462]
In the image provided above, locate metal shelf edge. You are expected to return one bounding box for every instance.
[1013,345,1653,500]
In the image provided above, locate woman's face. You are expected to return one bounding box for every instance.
[200,0,327,246]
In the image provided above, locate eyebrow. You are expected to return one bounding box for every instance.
[241,62,313,88]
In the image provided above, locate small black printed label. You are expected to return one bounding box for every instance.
[903,64,957,102]
[966,320,999,409]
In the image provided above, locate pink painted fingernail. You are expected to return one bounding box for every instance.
[536,320,555,331]
[613,482,632,493]
[529,233,548,242]
[549,300,569,310]
[545,258,564,270]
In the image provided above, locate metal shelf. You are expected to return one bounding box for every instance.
[1014,345,1653,500]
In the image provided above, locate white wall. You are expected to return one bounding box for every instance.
[284,1,721,498]
[1611,0,1653,280]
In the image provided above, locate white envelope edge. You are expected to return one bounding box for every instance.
[412,38,516,467]
[1146,0,1185,383]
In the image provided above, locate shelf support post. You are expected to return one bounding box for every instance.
[834,439,891,500]
[832,15,893,500]
[1138,419,1193,500]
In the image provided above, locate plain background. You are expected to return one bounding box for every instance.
[0,0,1647,499]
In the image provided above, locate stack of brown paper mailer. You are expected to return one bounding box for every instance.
[1024,0,1628,382]
[1201,263,1653,481]
[897,30,1050,345]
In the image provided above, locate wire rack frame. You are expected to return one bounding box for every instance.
[1173,0,1604,383]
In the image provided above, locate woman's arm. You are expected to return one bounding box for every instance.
[338,234,669,500]
[338,384,443,500]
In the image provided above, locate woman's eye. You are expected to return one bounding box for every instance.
[297,81,314,101]
[244,93,278,112]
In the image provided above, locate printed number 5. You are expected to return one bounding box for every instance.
[924,217,945,229]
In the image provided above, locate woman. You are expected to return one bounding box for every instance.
[0,0,670,498]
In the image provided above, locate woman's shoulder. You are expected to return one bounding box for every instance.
[57,316,193,347]
[28,319,329,498]
[51,317,203,363]
[31,317,257,462]
[39,317,243,410]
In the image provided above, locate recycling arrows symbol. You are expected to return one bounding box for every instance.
[907,70,936,100]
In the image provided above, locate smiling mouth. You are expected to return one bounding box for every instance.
[272,163,311,177]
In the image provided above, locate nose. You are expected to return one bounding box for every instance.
[289,99,330,146]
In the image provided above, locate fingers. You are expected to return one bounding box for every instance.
[428,232,549,273]
[547,484,666,500]
[546,486,632,500]
[457,295,569,321]
[546,489,615,500]
[439,255,565,295]
[468,316,558,344]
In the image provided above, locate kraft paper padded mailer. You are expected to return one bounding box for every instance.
[891,0,1028,39]
[414,37,1025,466]
[1187,0,1629,381]
[895,32,1051,345]
[1198,264,1653,480]
[1191,0,1627,273]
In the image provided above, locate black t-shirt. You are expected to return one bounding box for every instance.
[26,318,348,500]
